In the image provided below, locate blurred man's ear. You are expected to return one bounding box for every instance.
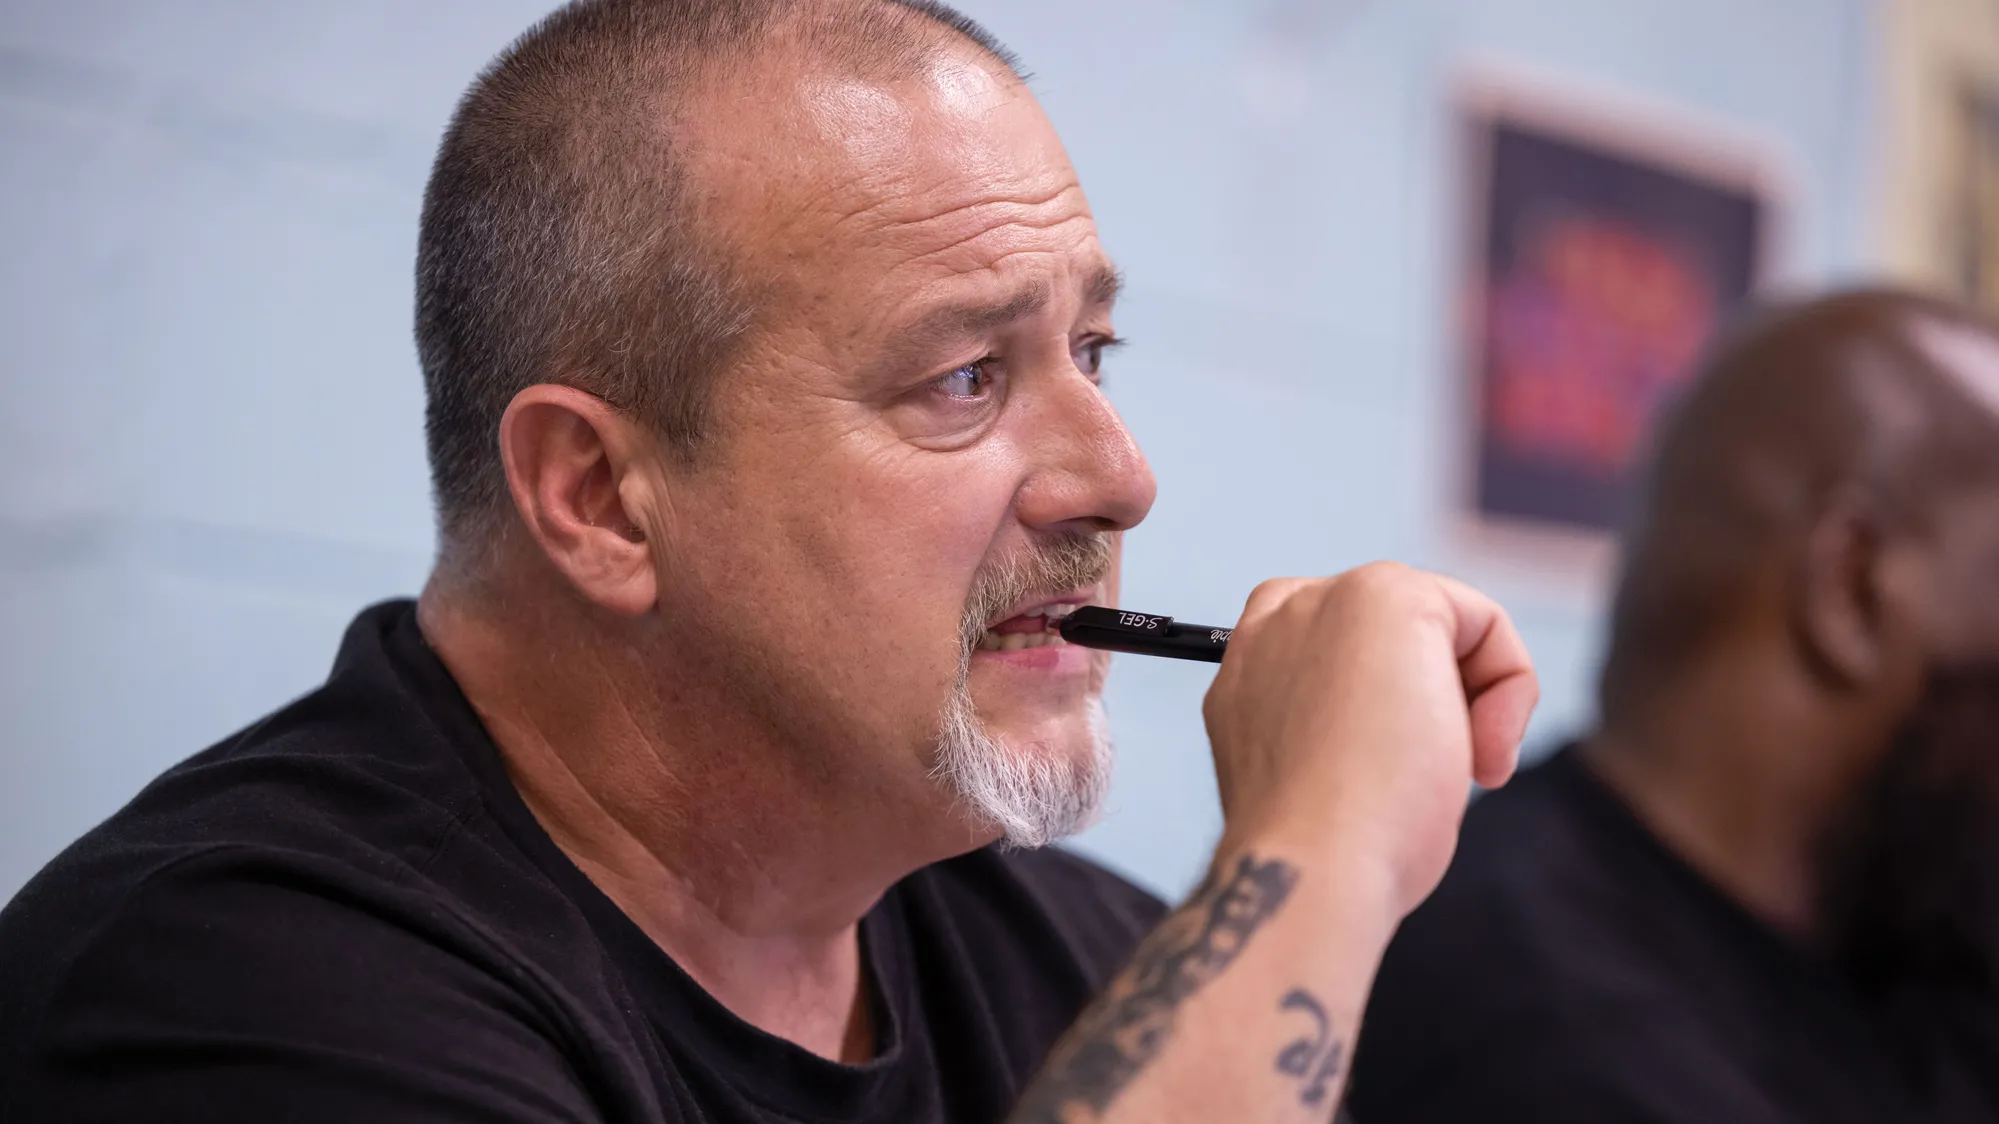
[1793,488,1896,687]
[498,383,660,617]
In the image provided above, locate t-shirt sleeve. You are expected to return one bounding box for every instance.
[7,849,607,1124]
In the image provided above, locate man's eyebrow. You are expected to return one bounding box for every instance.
[1085,262,1124,310]
[904,262,1122,342]
[879,262,1126,377]
[906,280,1054,344]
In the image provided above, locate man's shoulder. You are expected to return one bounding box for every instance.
[2,711,487,934]
[1360,749,1684,1037]
[1350,997,1773,1124]
[8,648,490,922]
[1350,748,1751,1121]
[1420,746,1651,934]
[1396,750,1681,966]
[0,601,535,1061]
[0,837,610,1122]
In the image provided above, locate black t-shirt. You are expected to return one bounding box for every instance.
[1348,746,1999,1124]
[0,601,1168,1123]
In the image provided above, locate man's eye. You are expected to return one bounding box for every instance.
[937,360,994,399]
[1074,335,1123,379]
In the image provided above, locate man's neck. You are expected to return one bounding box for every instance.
[1581,660,1881,939]
[415,576,965,1062]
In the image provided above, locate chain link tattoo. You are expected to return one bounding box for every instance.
[1010,853,1300,1123]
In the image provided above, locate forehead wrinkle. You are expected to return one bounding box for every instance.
[747,176,1089,289]
[892,241,1119,334]
[898,207,1095,273]
[827,173,1087,251]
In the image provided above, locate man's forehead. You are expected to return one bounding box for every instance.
[795,50,1015,148]
[684,47,1085,260]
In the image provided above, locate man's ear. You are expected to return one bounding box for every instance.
[1794,488,1894,686]
[498,383,659,617]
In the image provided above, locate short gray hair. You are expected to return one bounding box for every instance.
[414,0,1023,552]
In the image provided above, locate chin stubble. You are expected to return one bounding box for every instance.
[930,534,1117,849]
[932,662,1113,849]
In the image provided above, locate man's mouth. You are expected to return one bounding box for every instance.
[976,601,1085,652]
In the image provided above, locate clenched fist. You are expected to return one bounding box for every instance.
[1203,563,1538,919]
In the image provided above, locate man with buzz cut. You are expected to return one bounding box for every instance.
[0,2,1536,1121]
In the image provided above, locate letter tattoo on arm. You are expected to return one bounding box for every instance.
[1274,988,1344,1109]
[1011,854,1300,1123]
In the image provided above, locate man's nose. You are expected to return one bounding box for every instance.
[1012,368,1157,535]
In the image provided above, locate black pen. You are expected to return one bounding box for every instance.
[1055,606,1232,663]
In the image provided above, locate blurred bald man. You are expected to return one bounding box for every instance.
[1350,289,1999,1123]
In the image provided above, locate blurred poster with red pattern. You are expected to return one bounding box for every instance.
[1467,103,1768,534]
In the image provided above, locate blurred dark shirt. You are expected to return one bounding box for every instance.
[1348,747,1999,1124]
[0,601,1166,1123]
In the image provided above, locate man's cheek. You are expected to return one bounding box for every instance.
[926,503,1018,602]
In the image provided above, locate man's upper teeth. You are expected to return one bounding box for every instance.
[1025,603,1079,619]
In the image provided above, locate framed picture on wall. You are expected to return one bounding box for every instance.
[1455,66,1781,548]
[1949,79,1999,314]
[1878,0,1999,310]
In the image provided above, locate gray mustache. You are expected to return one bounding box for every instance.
[959,534,1115,654]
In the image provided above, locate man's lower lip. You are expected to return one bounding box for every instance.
[971,644,1092,671]
[976,629,1064,651]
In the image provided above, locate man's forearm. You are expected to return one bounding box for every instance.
[1009,835,1398,1123]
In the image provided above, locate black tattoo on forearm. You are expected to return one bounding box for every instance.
[1011,853,1300,1123]
[1275,987,1344,1108]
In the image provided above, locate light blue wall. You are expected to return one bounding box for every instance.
[0,0,1876,899]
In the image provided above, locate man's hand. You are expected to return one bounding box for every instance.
[1012,563,1536,1124]
[1204,562,1539,918]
